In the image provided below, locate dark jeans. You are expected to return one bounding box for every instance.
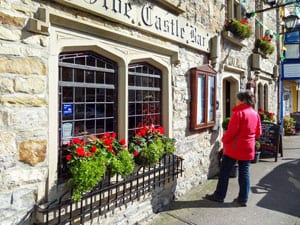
[214,154,250,202]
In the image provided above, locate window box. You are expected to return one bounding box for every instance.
[224,19,252,39]
[254,36,274,57]
[222,30,248,47]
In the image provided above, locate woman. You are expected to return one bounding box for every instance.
[205,90,262,206]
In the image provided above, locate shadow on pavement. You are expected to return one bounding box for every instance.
[251,159,300,217]
[164,199,241,211]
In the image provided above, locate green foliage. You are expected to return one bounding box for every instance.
[225,19,252,39]
[163,136,176,155]
[284,116,296,135]
[255,38,274,55]
[129,125,176,165]
[65,126,176,201]
[139,138,164,164]
[111,150,135,177]
[65,133,134,201]
[222,117,230,130]
[258,109,275,122]
[255,140,261,151]
[68,150,108,201]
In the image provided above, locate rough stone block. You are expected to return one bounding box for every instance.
[14,77,45,94]
[0,131,17,155]
[0,96,47,107]
[2,166,48,189]
[19,139,47,166]
[0,58,46,75]
[0,155,16,171]
[8,107,47,130]
[0,191,13,209]
[0,11,26,27]
[11,188,35,210]
[11,2,36,15]
[0,77,14,93]
[0,26,20,41]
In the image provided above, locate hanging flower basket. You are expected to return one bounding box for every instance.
[224,18,252,39]
[254,36,275,55]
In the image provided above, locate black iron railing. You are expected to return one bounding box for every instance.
[35,154,183,225]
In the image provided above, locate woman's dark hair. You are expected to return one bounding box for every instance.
[236,90,255,107]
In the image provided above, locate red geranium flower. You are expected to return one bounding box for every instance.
[85,152,93,157]
[111,132,117,139]
[76,147,85,157]
[262,36,272,42]
[107,145,113,151]
[104,138,113,146]
[90,145,97,153]
[66,154,72,161]
[156,126,164,134]
[72,137,81,145]
[133,150,139,156]
[103,132,110,139]
[239,18,248,24]
[120,138,126,146]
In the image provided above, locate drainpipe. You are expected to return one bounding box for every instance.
[210,33,222,131]
[276,7,284,134]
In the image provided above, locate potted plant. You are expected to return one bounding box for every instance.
[128,125,176,165]
[224,18,252,39]
[255,140,261,151]
[258,109,276,123]
[254,36,274,56]
[65,133,135,201]
[251,140,261,163]
[284,116,296,135]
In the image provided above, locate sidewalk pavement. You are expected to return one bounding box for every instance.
[144,135,300,225]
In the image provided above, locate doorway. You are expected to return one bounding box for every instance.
[283,87,292,116]
[222,77,239,119]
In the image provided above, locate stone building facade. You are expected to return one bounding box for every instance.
[0,0,278,225]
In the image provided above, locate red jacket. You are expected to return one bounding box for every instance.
[222,103,262,160]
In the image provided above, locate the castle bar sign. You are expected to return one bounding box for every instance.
[54,0,211,52]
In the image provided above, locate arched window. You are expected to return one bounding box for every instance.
[264,84,268,111]
[57,51,118,181]
[128,62,162,136]
[258,83,263,110]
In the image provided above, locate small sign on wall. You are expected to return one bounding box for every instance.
[62,122,73,145]
[63,104,73,115]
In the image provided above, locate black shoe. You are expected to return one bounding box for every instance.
[204,194,224,203]
[233,198,247,207]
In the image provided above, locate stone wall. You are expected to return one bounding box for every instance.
[0,1,49,224]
